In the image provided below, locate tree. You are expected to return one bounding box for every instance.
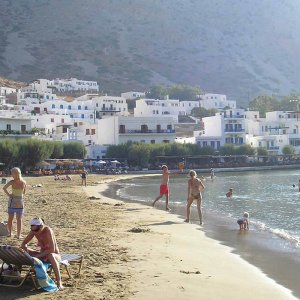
[17,140,53,167]
[235,144,255,155]
[63,142,86,159]
[219,144,236,156]
[51,141,64,158]
[0,140,19,167]
[191,107,218,118]
[279,93,300,111]
[282,145,295,155]
[249,95,279,117]
[128,144,150,167]
[256,147,268,156]
[168,84,202,101]
[147,85,169,99]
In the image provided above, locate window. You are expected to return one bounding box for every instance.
[51,118,54,123]
[81,114,84,118]
[52,104,55,109]
[91,129,96,135]
[60,105,63,109]
[203,141,207,147]
[61,119,64,123]
[78,105,81,110]
[68,105,71,109]
[151,140,155,144]
[119,125,125,134]
[6,124,11,131]
[86,129,90,135]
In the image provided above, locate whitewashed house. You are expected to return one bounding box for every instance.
[196,108,246,149]
[51,78,99,92]
[199,93,236,110]
[0,111,32,140]
[121,91,145,100]
[0,86,17,96]
[96,116,176,146]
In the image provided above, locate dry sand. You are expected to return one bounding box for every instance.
[0,174,298,300]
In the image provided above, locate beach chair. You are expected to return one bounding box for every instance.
[0,245,83,289]
[0,245,38,289]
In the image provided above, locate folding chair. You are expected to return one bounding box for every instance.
[0,246,83,289]
[0,245,38,289]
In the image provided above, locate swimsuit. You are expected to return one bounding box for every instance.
[190,192,201,200]
[7,188,24,215]
[160,184,169,195]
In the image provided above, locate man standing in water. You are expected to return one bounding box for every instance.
[184,170,205,225]
[152,165,171,211]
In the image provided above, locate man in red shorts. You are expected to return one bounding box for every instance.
[152,165,171,211]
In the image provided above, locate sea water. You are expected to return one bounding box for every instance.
[106,169,300,297]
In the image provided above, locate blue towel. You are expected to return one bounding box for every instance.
[33,257,58,292]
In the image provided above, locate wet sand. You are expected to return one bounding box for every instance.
[0,174,298,299]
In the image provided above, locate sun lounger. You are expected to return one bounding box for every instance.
[0,245,38,288]
[0,245,83,289]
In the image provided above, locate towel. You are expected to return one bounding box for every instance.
[33,257,58,292]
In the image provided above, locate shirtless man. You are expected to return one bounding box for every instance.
[21,218,63,290]
[152,165,171,211]
[184,170,205,225]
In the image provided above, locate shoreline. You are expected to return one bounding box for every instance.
[0,174,298,299]
[87,175,299,300]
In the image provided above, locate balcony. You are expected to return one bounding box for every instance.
[224,128,245,133]
[223,114,244,119]
[267,146,280,150]
[119,129,175,134]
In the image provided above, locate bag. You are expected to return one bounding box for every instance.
[0,222,9,236]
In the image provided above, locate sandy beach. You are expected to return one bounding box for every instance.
[0,174,298,299]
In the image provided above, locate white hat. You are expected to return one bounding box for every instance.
[30,218,44,226]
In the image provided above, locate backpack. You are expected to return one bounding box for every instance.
[0,222,9,236]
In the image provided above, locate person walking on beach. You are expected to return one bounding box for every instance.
[226,188,233,198]
[21,217,64,290]
[152,165,172,211]
[298,179,300,192]
[3,167,26,239]
[81,168,88,186]
[237,212,249,230]
[210,168,215,180]
[184,170,205,225]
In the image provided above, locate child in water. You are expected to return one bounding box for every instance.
[237,212,249,230]
[226,188,233,198]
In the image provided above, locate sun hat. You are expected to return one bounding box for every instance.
[30,218,44,226]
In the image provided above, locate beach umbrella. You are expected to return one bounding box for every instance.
[97,160,107,164]
[110,160,120,164]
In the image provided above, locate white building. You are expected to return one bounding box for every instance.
[31,113,73,136]
[199,93,236,110]
[51,78,99,93]
[96,116,176,146]
[196,108,246,149]
[0,86,17,96]
[121,91,145,100]
[0,111,32,136]
[134,98,199,121]
[17,79,57,105]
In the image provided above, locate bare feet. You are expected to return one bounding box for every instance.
[166,207,171,211]
[57,282,64,290]
[184,219,189,223]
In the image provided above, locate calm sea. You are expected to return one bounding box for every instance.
[105,169,300,298]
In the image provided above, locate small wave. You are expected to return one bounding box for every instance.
[252,220,300,247]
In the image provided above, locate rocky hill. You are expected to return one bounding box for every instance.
[1,0,300,106]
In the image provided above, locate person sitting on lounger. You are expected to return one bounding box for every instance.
[21,217,64,290]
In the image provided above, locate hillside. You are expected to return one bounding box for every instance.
[1,0,300,105]
[0,76,26,89]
